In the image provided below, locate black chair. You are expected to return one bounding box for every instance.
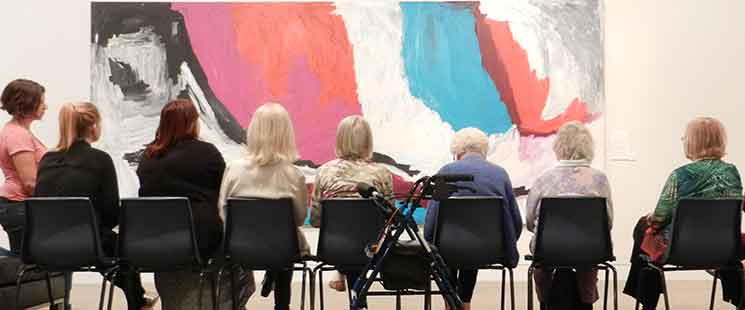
[17,197,116,310]
[433,196,515,310]
[526,197,617,310]
[635,198,744,310]
[310,198,386,310]
[117,197,216,309]
[220,197,310,310]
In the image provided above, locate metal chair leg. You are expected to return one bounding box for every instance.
[318,269,326,310]
[507,268,515,310]
[395,290,402,310]
[527,264,534,310]
[500,268,506,310]
[608,264,618,310]
[211,272,219,310]
[44,271,54,310]
[301,264,307,310]
[15,265,32,310]
[198,271,206,310]
[424,271,432,310]
[230,266,239,310]
[309,268,316,310]
[106,269,115,310]
[709,270,718,310]
[98,273,107,310]
[603,267,610,310]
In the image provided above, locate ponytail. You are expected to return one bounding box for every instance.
[56,102,101,151]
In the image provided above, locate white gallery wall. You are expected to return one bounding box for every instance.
[0,0,744,284]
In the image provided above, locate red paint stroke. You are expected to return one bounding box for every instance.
[473,10,589,136]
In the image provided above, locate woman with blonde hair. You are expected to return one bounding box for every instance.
[525,121,612,310]
[218,102,309,310]
[624,117,742,309]
[35,102,156,310]
[311,115,393,303]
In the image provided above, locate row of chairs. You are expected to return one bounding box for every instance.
[13,196,744,310]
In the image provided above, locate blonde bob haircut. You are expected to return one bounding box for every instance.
[245,102,298,166]
[450,127,489,157]
[553,121,594,162]
[684,117,726,160]
[56,102,101,151]
[335,115,373,160]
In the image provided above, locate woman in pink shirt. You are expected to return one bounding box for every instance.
[0,79,47,254]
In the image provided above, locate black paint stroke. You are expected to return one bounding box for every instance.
[108,58,151,101]
[92,2,245,144]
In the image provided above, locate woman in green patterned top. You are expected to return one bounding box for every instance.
[624,117,743,309]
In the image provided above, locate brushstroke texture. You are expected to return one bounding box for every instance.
[400,2,512,134]
[172,2,361,163]
[474,16,589,135]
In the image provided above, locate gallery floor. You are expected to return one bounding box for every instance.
[66,280,734,310]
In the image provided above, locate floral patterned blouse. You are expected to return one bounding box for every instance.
[310,158,393,227]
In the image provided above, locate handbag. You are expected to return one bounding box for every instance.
[380,240,431,290]
[640,226,668,262]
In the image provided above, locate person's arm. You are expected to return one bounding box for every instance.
[504,176,523,239]
[651,172,678,229]
[11,152,38,195]
[600,173,614,229]
[217,163,233,221]
[525,181,541,233]
[205,144,227,189]
[374,167,395,205]
[423,200,439,242]
[98,154,120,230]
[292,172,308,227]
[309,172,324,228]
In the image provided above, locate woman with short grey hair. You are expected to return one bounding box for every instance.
[525,121,613,310]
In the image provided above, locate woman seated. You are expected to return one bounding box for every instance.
[310,115,393,296]
[525,121,613,310]
[137,99,250,310]
[34,102,156,310]
[217,102,309,310]
[623,117,742,309]
[423,127,522,310]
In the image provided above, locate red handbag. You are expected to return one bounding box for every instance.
[640,226,668,262]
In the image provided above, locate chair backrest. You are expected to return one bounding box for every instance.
[433,196,505,268]
[665,198,743,267]
[533,197,613,266]
[224,197,299,269]
[118,197,201,271]
[22,197,105,269]
[317,198,385,268]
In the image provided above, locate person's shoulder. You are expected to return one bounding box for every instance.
[0,122,31,140]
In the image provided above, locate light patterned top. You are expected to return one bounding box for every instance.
[526,160,613,250]
[310,158,393,227]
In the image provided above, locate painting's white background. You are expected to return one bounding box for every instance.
[0,0,743,285]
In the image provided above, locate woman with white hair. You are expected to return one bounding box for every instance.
[218,102,309,310]
[310,115,393,299]
[525,121,613,310]
[423,127,522,310]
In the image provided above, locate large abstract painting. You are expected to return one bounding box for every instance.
[91,1,604,197]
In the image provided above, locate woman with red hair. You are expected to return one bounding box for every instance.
[137,99,250,309]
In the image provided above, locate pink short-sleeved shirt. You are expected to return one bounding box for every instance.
[0,121,47,201]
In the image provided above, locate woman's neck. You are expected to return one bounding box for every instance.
[12,117,33,129]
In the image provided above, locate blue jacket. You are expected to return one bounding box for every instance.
[423,153,523,267]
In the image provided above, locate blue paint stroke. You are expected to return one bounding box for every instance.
[401,2,512,134]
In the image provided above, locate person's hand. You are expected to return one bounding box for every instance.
[645,213,654,226]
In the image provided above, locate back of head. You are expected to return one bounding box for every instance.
[684,117,726,160]
[245,102,298,166]
[553,121,594,162]
[1,79,45,119]
[335,115,373,160]
[56,102,101,151]
[450,127,489,157]
[145,99,199,158]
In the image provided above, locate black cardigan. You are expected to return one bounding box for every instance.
[136,139,226,258]
[34,140,120,231]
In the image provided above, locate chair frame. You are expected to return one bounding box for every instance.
[526,197,618,310]
[634,198,745,310]
[217,197,310,310]
[433,196,516,310]
[15,197,118,310]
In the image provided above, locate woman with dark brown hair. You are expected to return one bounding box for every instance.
[137,99,250,310]
[0,79,47,254]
